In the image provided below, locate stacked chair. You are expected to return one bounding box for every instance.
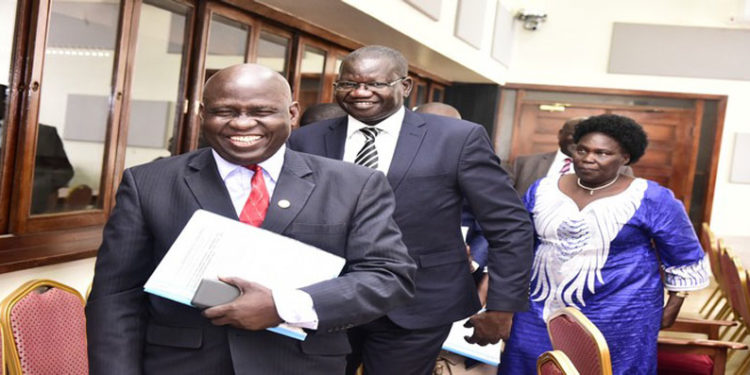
[545,306,612,375]
[0,279,88,375]
[537,350,580,375]
[657,223,749,375]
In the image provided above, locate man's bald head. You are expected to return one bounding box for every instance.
[414,102,462,119]
[200,63,299,166]
[203,64,293,104]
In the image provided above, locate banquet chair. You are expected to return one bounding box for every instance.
[658,243,749,375]
[546,307,612,375]
[537,350,580,375]
[699,223,729,320]
[1,324,4,375]
[0,279,88,375]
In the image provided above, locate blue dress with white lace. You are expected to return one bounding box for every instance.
[498,176,709,375]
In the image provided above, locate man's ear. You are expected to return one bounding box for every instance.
[289,101,301,125]
[198,102,205,120]
[623,153,631,165]
[401,76,414,98]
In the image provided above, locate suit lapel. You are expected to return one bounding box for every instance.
[539,151,555,175]
[324,118,347,159]
[184,149,238,219]
[387,110,427,191]
[261,150,315,234]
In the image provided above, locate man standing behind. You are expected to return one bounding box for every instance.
[289,46,533,375]
[512,117,582,196]
[86,63,415,375]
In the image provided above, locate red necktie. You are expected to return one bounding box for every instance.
[559,157,572,174]
[239,165,269,227]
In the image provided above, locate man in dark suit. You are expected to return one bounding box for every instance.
[288,45,533,375]
[86,63,416,375]
[512,116,633,196]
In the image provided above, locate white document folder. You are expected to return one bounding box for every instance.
[144,209,346,340]
[442,313,503,366]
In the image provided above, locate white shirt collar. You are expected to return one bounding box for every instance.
[345,106,405,137]
[555,148,571,161]
[211,144,286,182]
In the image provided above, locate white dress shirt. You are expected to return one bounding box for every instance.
[342,106,405,174]
[211,145,319,329]
[546,149,575,177]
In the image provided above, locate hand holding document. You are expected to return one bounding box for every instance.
[144,209,346,340]
[442,313,503,366]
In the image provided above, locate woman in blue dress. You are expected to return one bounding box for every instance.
[499,114,709,374]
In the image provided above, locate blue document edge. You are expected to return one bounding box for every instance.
[441,342,500,367]
[267,326,307,341]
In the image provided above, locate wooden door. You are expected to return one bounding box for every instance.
[510,102,700,208]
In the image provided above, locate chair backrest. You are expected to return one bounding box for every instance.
[721,243,750,323]
[701,223,722,288]
[0,279,88,375]
[718,241,744,315]
[538,350,580,375]
[1,323,4,375]
[64,184,92,211]
[547,307,612,375]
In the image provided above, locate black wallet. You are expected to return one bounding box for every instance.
[191,279,241,309]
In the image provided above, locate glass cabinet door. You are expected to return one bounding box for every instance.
[204,13,250,74]
[31,0,122,215]
[124,0,193,168]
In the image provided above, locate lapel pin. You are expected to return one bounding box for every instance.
[278,199,291,209]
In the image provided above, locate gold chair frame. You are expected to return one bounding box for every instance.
[547,307,613,375]
[537,350,580,375]
[0,279,86,375]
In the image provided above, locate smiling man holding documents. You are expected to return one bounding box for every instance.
[86,63,416,375]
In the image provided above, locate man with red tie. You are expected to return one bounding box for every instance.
[86,63,415,375]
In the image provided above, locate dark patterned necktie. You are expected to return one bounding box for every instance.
[354,127,382,169]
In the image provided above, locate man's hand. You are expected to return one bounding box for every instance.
[463,310,513,346]
[203,277,283,330]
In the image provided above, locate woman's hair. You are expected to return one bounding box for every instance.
[573,114,648,165]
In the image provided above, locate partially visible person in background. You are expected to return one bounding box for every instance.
[511,117,584,197]
[413,102,461,119]
[0,84,74,214]
[499,114,709,374]
[299,102,346,128]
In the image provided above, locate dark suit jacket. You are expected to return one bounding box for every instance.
[512,151,555,197]
[86,148,415,375]
[288,110,533,329]
[512,151,635,197]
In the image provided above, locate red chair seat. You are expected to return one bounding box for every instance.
[657,351,713,375]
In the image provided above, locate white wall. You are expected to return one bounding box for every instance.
[342,0,512,82]
[0,0,16,86]
[504,0,750,236]
[0,258,95,300]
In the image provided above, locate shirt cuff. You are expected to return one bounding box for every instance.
[272,289,319,330]
[663,256,711,292]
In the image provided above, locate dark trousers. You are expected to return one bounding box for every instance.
[345,316,452,375]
